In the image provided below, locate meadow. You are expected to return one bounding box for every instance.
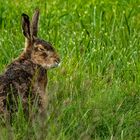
[0,0,140,139]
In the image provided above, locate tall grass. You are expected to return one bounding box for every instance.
[0,0,140,139]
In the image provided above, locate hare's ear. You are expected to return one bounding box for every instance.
[31,9,40,37]
[22,13,31,39]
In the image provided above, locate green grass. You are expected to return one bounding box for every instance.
[0,0,140,139]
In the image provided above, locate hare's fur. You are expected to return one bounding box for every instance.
[0,10,60,119]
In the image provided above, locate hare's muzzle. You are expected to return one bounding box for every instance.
[54,58,61,67]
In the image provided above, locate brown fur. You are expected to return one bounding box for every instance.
[0,10,60,120]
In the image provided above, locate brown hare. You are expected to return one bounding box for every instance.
[0,9,60,120]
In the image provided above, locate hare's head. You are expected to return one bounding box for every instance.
[21,9,60,69]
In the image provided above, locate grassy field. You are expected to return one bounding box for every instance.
[0,0,140,139]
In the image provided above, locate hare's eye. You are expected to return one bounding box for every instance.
[38,47,45,51]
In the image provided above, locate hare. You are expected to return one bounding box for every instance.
[0,9,60,120]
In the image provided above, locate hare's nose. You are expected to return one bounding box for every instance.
[54,58,61,67]
[55,58,60,64]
